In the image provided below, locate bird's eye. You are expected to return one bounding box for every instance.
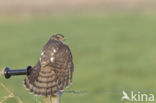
[56,36,60,39]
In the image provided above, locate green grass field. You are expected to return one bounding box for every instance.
[0,12,156,103]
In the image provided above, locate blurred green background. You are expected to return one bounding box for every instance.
[0,0,156,103]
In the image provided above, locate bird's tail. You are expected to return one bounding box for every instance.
[24,66,58,96]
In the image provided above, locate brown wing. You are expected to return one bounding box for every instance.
[49,43,74,91]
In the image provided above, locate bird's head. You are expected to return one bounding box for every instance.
[51,34,65,42]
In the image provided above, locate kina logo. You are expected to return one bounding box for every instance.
[121,91,154,102]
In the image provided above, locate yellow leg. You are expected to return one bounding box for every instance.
[44,94,60,103]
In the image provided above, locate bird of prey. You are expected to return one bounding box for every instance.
[24,34,74,96]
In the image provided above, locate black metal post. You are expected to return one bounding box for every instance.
[4,66,32,79]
